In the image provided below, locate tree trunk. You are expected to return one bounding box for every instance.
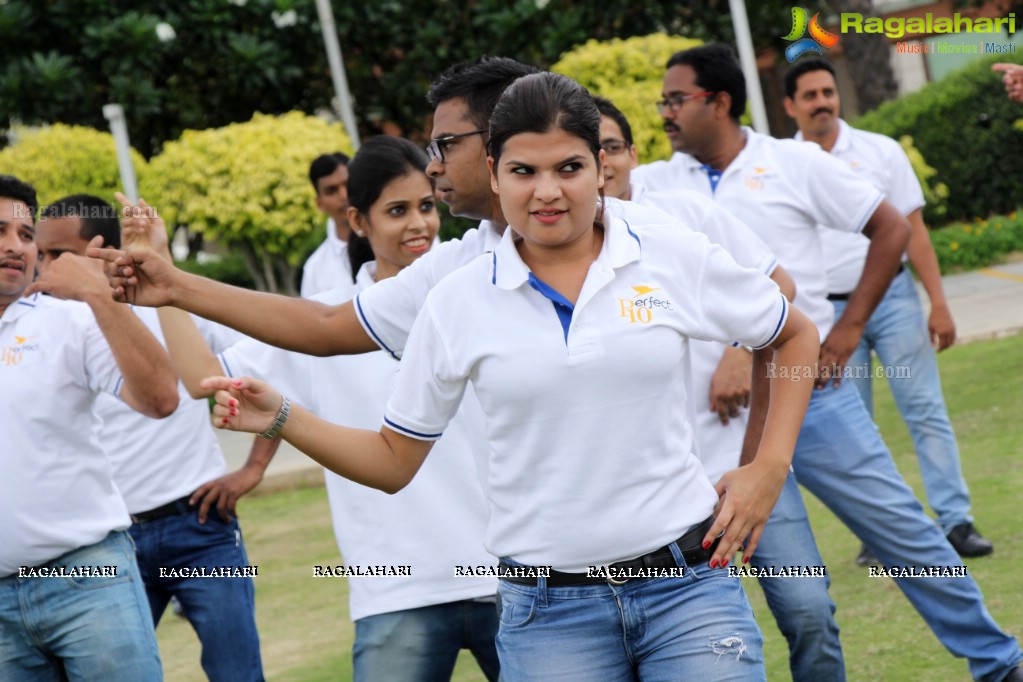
[239,242,269,292]
[826,0,899,113]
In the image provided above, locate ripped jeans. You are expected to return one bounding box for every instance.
[495,554,765,681]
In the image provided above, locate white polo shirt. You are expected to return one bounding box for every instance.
[301,218,352,298]
[632,128,884,340]
[632,184,778,484]
[797,119,925,295]
[219,266,496,621]
[384,213,788,573]
[0,294,130,576]
[95,309,241,514]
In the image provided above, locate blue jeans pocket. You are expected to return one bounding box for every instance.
[498,583,537,629]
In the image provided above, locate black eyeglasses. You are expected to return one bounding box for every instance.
[654,91,717,114]
[600,139,629,156]
[425,129,486,163]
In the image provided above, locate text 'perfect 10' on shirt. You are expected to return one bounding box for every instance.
[632,127,884,341]
[631,184,780,485]
[0,294,130,576]
[798,119,926,295]
[383,213,789,573]
[93,309,242,514]
[219,264,496,621]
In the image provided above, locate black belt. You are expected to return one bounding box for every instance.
[828,264,904,301]
[500,516,720,587]
[130,495,195,524]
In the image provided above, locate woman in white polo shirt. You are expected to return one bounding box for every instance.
[204,72,819,680]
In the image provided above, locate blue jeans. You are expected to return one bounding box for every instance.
[833,268,973,531]
[353,599,500,682]
[495,550,765,680]
[792,380,1021,682]
[129,510,263,682]
[751,471,844,682]
[0,530,163,681]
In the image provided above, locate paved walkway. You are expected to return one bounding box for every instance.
[219,260,1023,481]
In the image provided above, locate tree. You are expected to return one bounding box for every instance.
[140,111,353,294]
[823,0,898,113]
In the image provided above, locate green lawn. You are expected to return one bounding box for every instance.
[157,333,1023,681]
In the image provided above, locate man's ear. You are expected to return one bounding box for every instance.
[783,96,796,119]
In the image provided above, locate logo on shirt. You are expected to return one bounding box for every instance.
[782,7,839,63]
[1,336,40,367]
[618,286,673,324]
[744,167,768,192]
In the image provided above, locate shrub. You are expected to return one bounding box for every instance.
[552,33,703,164]
[0,123,146,208]
[897,135,949,222]
[141,111,353,294]
[855,55,1023,225]
[929,211,1023,273]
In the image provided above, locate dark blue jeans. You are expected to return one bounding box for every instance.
[353,599,500,681]
[129,510,264,682]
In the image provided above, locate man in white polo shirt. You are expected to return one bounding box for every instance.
[301,152,352,297]
[783,57,992,563]
[34,194,264,682]
[633,43,1022,682]
[595,96,844,682]
[0,175,179,681]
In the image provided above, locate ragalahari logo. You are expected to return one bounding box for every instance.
[782,7,839,62]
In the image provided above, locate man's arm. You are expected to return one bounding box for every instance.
[905,209,955,350]
[86,247,377,357]
[191,436,279,523]
[818,200,910,387]
[31,247,179,418]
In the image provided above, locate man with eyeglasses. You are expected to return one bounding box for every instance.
[633,43,1023,682]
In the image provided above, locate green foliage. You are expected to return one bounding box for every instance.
[929,211,1023,273]
[552,34,703,164]
[855,55,1023,224]
[175,254,256,290]
[897,135,949,222]
[140,111,353,294]
[0,124,146,208]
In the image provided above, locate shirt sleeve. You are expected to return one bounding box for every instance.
[689,198,778,275]
[195,315,246,355]
[218,337,314,411]
[355,229,484,359]
[884,140,927,217]
[687,237,789,350]
[803,146,884,235]
[382,296,468,441]
[79,309,129,398]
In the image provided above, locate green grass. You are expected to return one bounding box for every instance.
[157,333,1023,681]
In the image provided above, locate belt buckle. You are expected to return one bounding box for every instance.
[605,563,629,586]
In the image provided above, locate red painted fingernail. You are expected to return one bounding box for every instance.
[702,540,711,550]
[230,399,237,407]
[721,558,729,568]
[221,418,229,425]
[710,559,718,568]
[743,555,750,564]
[233,381,243,387]
[230,409,237,416]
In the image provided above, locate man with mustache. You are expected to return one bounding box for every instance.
[633,43,1023,682]
[783,57,992,565]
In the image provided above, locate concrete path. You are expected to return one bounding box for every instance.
[219,261,1023,481]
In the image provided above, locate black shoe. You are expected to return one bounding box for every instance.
[855,544,880,567]
[946,522,994,557]
[1001,666,1023,682]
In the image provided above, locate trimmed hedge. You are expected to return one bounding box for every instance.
[930,211,1023,273]
[855,55,1023,225]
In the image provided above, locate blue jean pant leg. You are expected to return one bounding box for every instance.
[833,269,972,531]
[750,470,844,682]
[353,599,500,682]
[0,530,163,682]
[131,511,263,682]
[496,559,765,681]
[792,381,1021,682]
